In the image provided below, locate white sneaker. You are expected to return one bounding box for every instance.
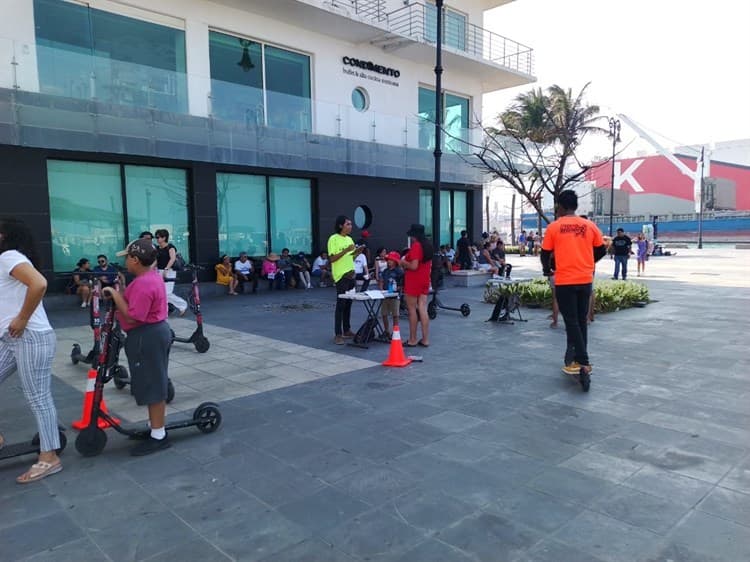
[81,302,87,308]
[492,274,501,280]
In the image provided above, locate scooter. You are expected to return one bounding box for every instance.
[74,276,221,457]
[171,264,210,353]
[0,427,67,462]
[427,265,470,320]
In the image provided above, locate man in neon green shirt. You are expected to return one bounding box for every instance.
[328,215,365,344]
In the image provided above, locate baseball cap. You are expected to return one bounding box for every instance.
[116,238,157,260]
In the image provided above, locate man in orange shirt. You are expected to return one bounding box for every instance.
[541,190,606,390]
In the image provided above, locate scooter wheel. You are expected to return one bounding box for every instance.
[31,428,67,454]
[193,402,222,434]
[75,426,107,457]
[113,366,128,390]
[194,336,210,354]
[460,304,471,317]
[167,379,175,404]
[579,368,591,393]
[427,301,437,320]
[71,344,81,365]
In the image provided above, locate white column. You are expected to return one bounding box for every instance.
[185,19,210,117]
[0,0,39,91]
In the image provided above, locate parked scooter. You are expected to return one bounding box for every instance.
[171,264,210,353]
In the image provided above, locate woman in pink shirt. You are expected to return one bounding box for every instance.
[105,239,171,456]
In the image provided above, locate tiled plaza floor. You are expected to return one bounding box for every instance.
[1,249,748,561]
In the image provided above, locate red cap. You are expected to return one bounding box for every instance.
[386,251,401,262]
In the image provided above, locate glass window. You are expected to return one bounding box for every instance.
[265,46,311,132]
[209,31,264,123]
[47,160,124,272]
[351,87,369,112]
[444,93,470,153]
[419,188,433,239]
[33,0,187,112]
[418,87,470,152]
[440,190,452,247]
[425,4,467,52]
[124,166,189,257]
[452,191,468,247]
[269,177,312,254]
[216,173,268,257]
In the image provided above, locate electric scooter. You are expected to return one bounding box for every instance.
[171,264,210,353]
[427,264,471,320]
[70,276,128,386]
[74,277,221,457]
[0,427,67,463]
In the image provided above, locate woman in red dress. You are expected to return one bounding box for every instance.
[400,224,433,347]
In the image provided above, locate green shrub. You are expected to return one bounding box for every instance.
[484,277,650,313]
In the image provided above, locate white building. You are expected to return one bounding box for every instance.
[0,0,535,276]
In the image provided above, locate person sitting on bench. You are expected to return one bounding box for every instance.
[491,239,513,279]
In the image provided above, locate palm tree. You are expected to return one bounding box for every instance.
[473,83,607,225]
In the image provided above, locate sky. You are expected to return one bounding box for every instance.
[482,0,750,161]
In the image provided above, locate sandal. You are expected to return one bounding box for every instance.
[403,342,418,348]
[0,432,4,450]
[417,341,430,347]
[17,460,63,484]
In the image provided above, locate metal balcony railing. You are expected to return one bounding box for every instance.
[325,0,387,21]
[385,2,534,76]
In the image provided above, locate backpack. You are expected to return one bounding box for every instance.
[172,252,186,271]
[353,316,378,345]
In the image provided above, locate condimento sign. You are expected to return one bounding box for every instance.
[342,56,401,87]
[342,56,401,77]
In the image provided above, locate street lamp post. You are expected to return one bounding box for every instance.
[432,0,443,246]
[608,117,621,237]
[697,146,705,249]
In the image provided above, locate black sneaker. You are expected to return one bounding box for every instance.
[130,435,171,456]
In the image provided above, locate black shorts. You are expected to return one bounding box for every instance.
[123,321,171,406]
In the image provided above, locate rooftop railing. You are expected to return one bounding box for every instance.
[386,2,534,75]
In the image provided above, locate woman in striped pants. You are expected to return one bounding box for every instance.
[0,218,62,483]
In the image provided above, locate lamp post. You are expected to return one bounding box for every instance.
[608,117,621,237]
[432,0,443,246]
[697,146,705,249]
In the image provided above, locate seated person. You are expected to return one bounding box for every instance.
[490,239,513,279]
[262,253,284,290]
[380,251,404,339]
[477,243,500,276]
[292,251,312,289]
[278,248,295,288]
[70,257,92,308]
[373,247,388,289]
[215,254,239,295]
[353,249,371,291]
[93,254,119,288]
[234,251,258,293]
[311,251,333,287]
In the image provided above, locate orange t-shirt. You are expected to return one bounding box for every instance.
[541,215,603,286]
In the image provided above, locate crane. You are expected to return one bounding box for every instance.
[617,113,710,213]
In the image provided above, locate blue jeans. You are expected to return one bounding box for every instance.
[613,255,629,279]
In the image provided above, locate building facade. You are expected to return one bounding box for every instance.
[0,0,534,284]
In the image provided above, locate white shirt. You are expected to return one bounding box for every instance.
[0,250,52,335]
[312,256,327,273]
[354,253,369,277]
[234,258,252,275]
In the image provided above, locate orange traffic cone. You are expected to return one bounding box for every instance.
[382,326,413,367]
[72,369,119,430]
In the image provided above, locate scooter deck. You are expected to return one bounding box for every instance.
[1,441,42,460]
[563,367,591,392]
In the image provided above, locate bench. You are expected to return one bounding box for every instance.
[450,269,492,288]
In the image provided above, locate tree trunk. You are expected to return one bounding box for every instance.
[485,194,490,233]
[510,192,516,243]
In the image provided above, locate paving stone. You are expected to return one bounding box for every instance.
[17,537,109,562]
[139,538,232,562]
[529,467,619,506]
[438,511,542,561]
[590,485,692,534]
[322,508,426,560]
[331,464,418,506]
[560,449,644,484]
[277,485,370,532]
[515,538,607,562]
[0,485,63,531]
[382,489,476,533]
[421,411,486,433]
[394,538,475,562]
[719,457,750,495]
[259,538,358,562]
[484,486,585,534]
[557,510,662,562]
[667,510,750,561]
[698,486,750,527]
[623,465,714,506]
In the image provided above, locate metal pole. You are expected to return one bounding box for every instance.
[697,146,705,249]
[432,0,443,245]
[608,117,621,237]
